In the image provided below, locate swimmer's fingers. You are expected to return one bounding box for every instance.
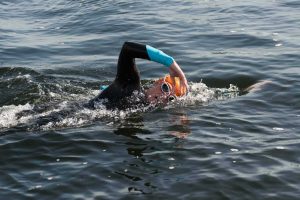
[180,78,189,95]
[183,79,189,93]
[169,61,188,94]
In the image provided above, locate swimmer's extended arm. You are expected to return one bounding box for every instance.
[115,42,188,90]
[116,42,174,84]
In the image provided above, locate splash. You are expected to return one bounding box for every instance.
[0,68,239,131]
[169,82,239,107]
[0,104,34,129]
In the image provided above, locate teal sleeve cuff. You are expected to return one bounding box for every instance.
[100,85,108,90]
[146,45,174,67]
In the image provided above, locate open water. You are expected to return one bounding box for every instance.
[0,0,300,199]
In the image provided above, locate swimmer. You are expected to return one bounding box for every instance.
[87,42,188,109]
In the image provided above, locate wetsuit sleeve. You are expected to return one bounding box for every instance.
[116,42,175,84]
[146,45,174,67]
[115,42,150,84]
[116,42,174,82]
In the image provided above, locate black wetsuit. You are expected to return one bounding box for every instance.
[87,42,174,109]
[86,42,148,109]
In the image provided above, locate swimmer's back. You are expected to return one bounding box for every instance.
[87,78,142,109]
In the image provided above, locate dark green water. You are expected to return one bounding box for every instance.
[1,0,300,199]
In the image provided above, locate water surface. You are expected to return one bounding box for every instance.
[1,0,300,199]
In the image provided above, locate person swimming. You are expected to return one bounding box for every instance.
[86,42,188,109]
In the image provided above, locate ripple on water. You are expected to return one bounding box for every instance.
[1,0,300,199]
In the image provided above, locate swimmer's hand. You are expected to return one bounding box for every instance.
[169,61,189,93]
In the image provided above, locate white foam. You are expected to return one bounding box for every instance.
[39,102,150,130]
[176,82,215,105]
[0,103,34,129]
[0,100,72,130]
[169,82,239,107]
[16,74,32,79]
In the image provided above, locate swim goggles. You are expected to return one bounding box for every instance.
[161,81,176,102]
[163,75,187,97]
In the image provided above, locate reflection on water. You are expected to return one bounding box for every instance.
[111,110,192,194]
[113,111,191,140]
[168,112,191,139]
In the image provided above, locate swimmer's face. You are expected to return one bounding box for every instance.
[145,79,176,104]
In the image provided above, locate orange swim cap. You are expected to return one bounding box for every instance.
[163,75,187,97]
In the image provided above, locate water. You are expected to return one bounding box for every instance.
[1,0,300,199]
